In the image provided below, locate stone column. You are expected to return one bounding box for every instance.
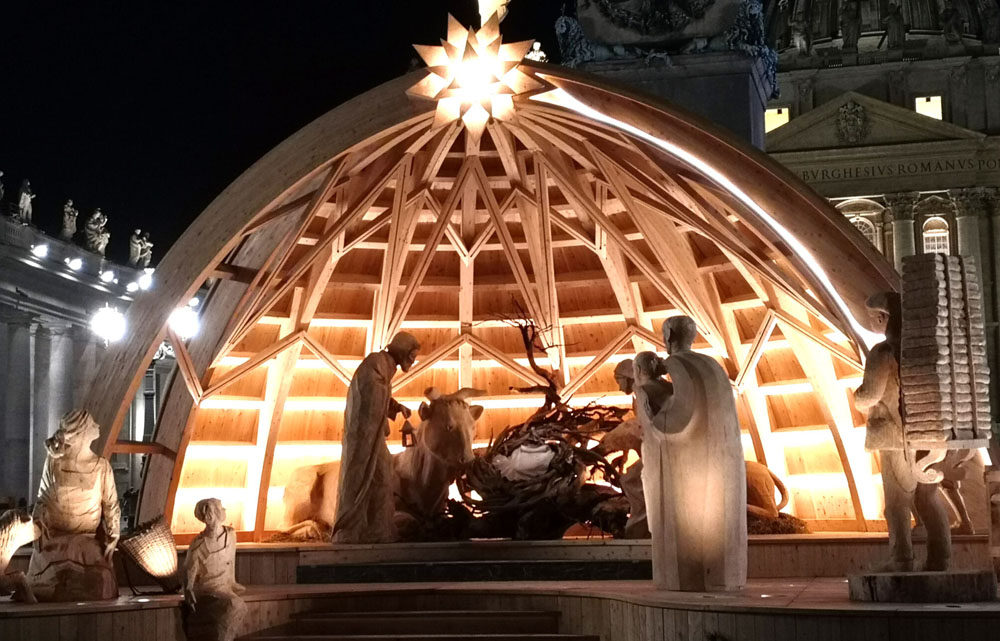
[71,325,100,407]
[983,188,1000,462]
[952,188,987,275]
[884,192,920,272]
[29,325,75,497]
[0,312,35,502]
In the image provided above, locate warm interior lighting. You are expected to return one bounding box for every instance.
[914,96,943,120]
[30,244,49,258]
[90,305,126,343]
[99,269,116,283]
[409,13,540,140]
[764,107,790,132]
[65,257,83,271]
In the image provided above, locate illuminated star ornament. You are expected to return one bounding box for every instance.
[408,12,544,143]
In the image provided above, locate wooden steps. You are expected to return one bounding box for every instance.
[242,609,598,641]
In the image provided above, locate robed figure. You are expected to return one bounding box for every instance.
[635,316,747,591]
[333,332,419,543]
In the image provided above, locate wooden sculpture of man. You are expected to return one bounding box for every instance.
[634,316,747,591]
[854,292,950,571]
[333,332,419,543]
[184,498,246,641]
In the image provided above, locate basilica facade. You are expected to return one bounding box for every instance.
[766,8,1000,428]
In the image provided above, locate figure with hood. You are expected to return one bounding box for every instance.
[333,332,420,543]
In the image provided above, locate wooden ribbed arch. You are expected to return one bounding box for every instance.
[84,65,898,540]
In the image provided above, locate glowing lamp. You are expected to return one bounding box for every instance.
[90,305,126,343]
[168,306,200,341]
[31,244,49,258]
[138,269,154,290]
[118,516,181,593]
[189,297,200,308]
[65,257,83,271]
[99,269,116,283]
[126,281,140,293]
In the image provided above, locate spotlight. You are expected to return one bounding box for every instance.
[168,306,200,341]
[126,281,140,293]
[138,268,154,290]
[90,305,126,343]
[189,297,200,308]
[99,270,116,283]
[31,244,49,258]
[65,257,83,271]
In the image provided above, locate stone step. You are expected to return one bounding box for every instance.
[241,632,600,641]
[284,610,560,635]
[297,559,651,583]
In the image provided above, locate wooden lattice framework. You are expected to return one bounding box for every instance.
[83,65,899,541]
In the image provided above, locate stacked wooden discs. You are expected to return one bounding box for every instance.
[900,254,991,448]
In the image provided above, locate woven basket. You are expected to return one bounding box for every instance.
[120,516,181,592]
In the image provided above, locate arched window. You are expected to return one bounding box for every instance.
[850,216,878,247]
[922,216,950,255]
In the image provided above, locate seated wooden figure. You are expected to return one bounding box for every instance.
[634,316,747,592]
[26,409,121,601]
[184,498,247,641]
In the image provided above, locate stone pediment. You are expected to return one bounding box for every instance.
[766,91,983,153]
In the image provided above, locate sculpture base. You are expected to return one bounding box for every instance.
[848,570,998,603]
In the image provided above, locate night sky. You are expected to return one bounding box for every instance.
[0,2,564,264]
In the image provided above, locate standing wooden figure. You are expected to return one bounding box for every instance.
[333,332,419,544]
[184,498,246,641]
[634,316,747,591]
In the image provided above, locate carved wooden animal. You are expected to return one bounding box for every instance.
[280,387,484,540]
[0,509,39,603]
[745,460,788,519]
[393,388,484,527]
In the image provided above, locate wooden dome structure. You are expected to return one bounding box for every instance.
[85,57,899,541]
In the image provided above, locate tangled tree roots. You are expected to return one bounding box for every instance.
[456,403,632,540]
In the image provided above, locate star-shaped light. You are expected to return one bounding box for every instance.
[408,12,542,141]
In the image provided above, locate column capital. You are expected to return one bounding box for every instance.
[883,192,920,221]
[0,306,37,327]
[949,188,991,219]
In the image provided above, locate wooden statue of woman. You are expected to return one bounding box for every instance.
[184,498,246,641]
[635,316,747,591]
[27,409,121,601]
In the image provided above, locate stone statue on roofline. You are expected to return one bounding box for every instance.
[184,498,246,641]
[139,231,154,268]
[129,229,143,265]
[85,208,110,256]
[839,0,862,51]
[881,3,907,50]
[16,179,35,226]
[332,332,420,544]
[633,316,747,591]
[60,200,79,241]
[854,292,951,571]
[25,409,121,601]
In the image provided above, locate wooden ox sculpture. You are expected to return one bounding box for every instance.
[393,387,484,538]
[280,387,483,541]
